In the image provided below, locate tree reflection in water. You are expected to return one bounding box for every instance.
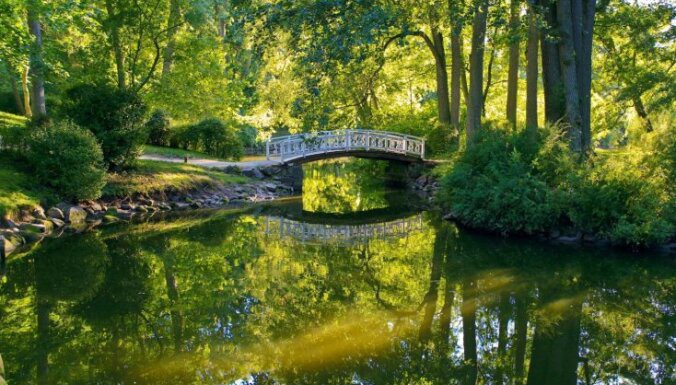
[0,161,673,385]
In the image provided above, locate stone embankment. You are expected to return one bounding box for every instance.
[1,166,298,260]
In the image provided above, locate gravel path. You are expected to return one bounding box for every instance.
[140,154,280,170]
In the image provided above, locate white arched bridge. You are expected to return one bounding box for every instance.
[265,129,426,164]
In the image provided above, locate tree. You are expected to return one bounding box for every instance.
[525,0,539,128]
[506,0,521,128]
[26,0,46,117]
[466,0,489,144]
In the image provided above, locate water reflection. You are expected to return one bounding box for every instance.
[0,162,673,385]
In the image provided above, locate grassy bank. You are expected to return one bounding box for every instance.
[104,159,250,198]
[0,155,53,219]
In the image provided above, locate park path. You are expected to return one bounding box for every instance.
[139,154,280,170]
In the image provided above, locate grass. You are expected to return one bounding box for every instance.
[104,159,250,198]
[0,111,27,129]
[143,145,268,162]
[0,155,53,219]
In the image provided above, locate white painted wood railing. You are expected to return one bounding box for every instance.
[263,214,424,245]
[265,129,425,162]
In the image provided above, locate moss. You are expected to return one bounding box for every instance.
[104,159,250,198]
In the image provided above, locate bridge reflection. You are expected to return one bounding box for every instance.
[262,213,424,245]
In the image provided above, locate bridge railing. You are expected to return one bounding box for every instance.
[262,214,424,245]
[265,129,425,162]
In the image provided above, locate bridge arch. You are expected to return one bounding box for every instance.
[265,129,425,164]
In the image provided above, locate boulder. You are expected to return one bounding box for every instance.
[135,205,149,213]
[121,202,136,211]
[47,207,65,220]
[116,210,135,220]
[18,229,43,243]
[60,205,87,224]
[1,235,18,258]
[19,222,49,234]
[50,218,66,228]
[243,167,265,179]
[32,207,47,220]
[102,215,120,224]
[557,233,582,243]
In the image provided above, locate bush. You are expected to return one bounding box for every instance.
[63,84,147,170]
[145,109,171,146]
[570,151,673,247]
[438,126,569,235]
[26,121,106,201]
[172,118,243,160]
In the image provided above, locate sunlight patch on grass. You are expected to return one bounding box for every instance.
[104,160,250,197]
[0,156,51,218]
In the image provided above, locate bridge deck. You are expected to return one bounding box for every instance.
[266,129,425,164]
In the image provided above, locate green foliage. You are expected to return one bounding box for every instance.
[439,126,570,235]
[171,118,244,160]
[145,109,171,146]
[63,84,148,170]
[26,121,106,201]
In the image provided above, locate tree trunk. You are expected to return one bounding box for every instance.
[482,35,497,117]
[7,68,25,115]
[556,0,583,152]
[432,28,452,129]
[105,0,126,89]
[161,0,181,76]
[420,225,447,343]
[495,293,510,384]
[466,0,489,145]
[27,1,46,117]
[449,1,464,130]
[540,3,565,124]
[462,276,478,385]
[21,66,32,118]
[578,0,596,153]
[506,0,521,128]
[526,1,539,128]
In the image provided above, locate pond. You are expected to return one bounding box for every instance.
[0,159,673,385]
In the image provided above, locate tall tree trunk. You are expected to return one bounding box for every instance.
[466,0,489,145]
[420,225,447,343]
[513,292,528,385]
[105,0,126,89]
[449,0,464,130]
[461,276,478,385]
[21,66,32,118]
[432,28,452,129]
[540,2,565,124]
[7,68,25,115]
[161,0,181,76]
[557,0,583,152]
[578,0,596,153]
[526,1,539,128]
[27,1,46,117]
[506,0,521,128]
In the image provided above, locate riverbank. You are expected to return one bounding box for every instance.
[0,159,300,259]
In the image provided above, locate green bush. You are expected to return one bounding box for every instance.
[570,152,673,247]
[171,118,243,160]
[26,121,106,201]
[438,126,569,235]
[63,84,147,170]
[146,109,171,146]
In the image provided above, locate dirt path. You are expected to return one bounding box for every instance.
[140,154,280,170]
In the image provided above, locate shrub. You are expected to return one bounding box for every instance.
[172,118,243,160]
[63,84,147,170]
[145,109,171,146]
[570,151,673,247]
[26,121,106,201]
[438,126,570,235]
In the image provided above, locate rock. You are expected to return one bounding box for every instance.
[137,197,154,207]
[582,233,596,243]
[121,202,136,211]
[190,201,203,209]
[243,167,265,179]
[659,242,676,253]
[102,215,120,224]
[172,202,190,210]
[557,233,582,243]
[64,206,87,224]
[549,229,561,239]
[19,222,49,234]
[116,210,135,220]
[263,182,277,192]
[18,229,43,243]
[224,165,242,174]
[19,210,34,222]
[33,207,47,220]
[1,235,17,258]
[135,205,149,213]
[416,175,428,186]
[47,207,65,220]
[3,219,18,229]
[50,218,66,228]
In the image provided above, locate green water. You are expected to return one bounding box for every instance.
[0,160,674,385]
